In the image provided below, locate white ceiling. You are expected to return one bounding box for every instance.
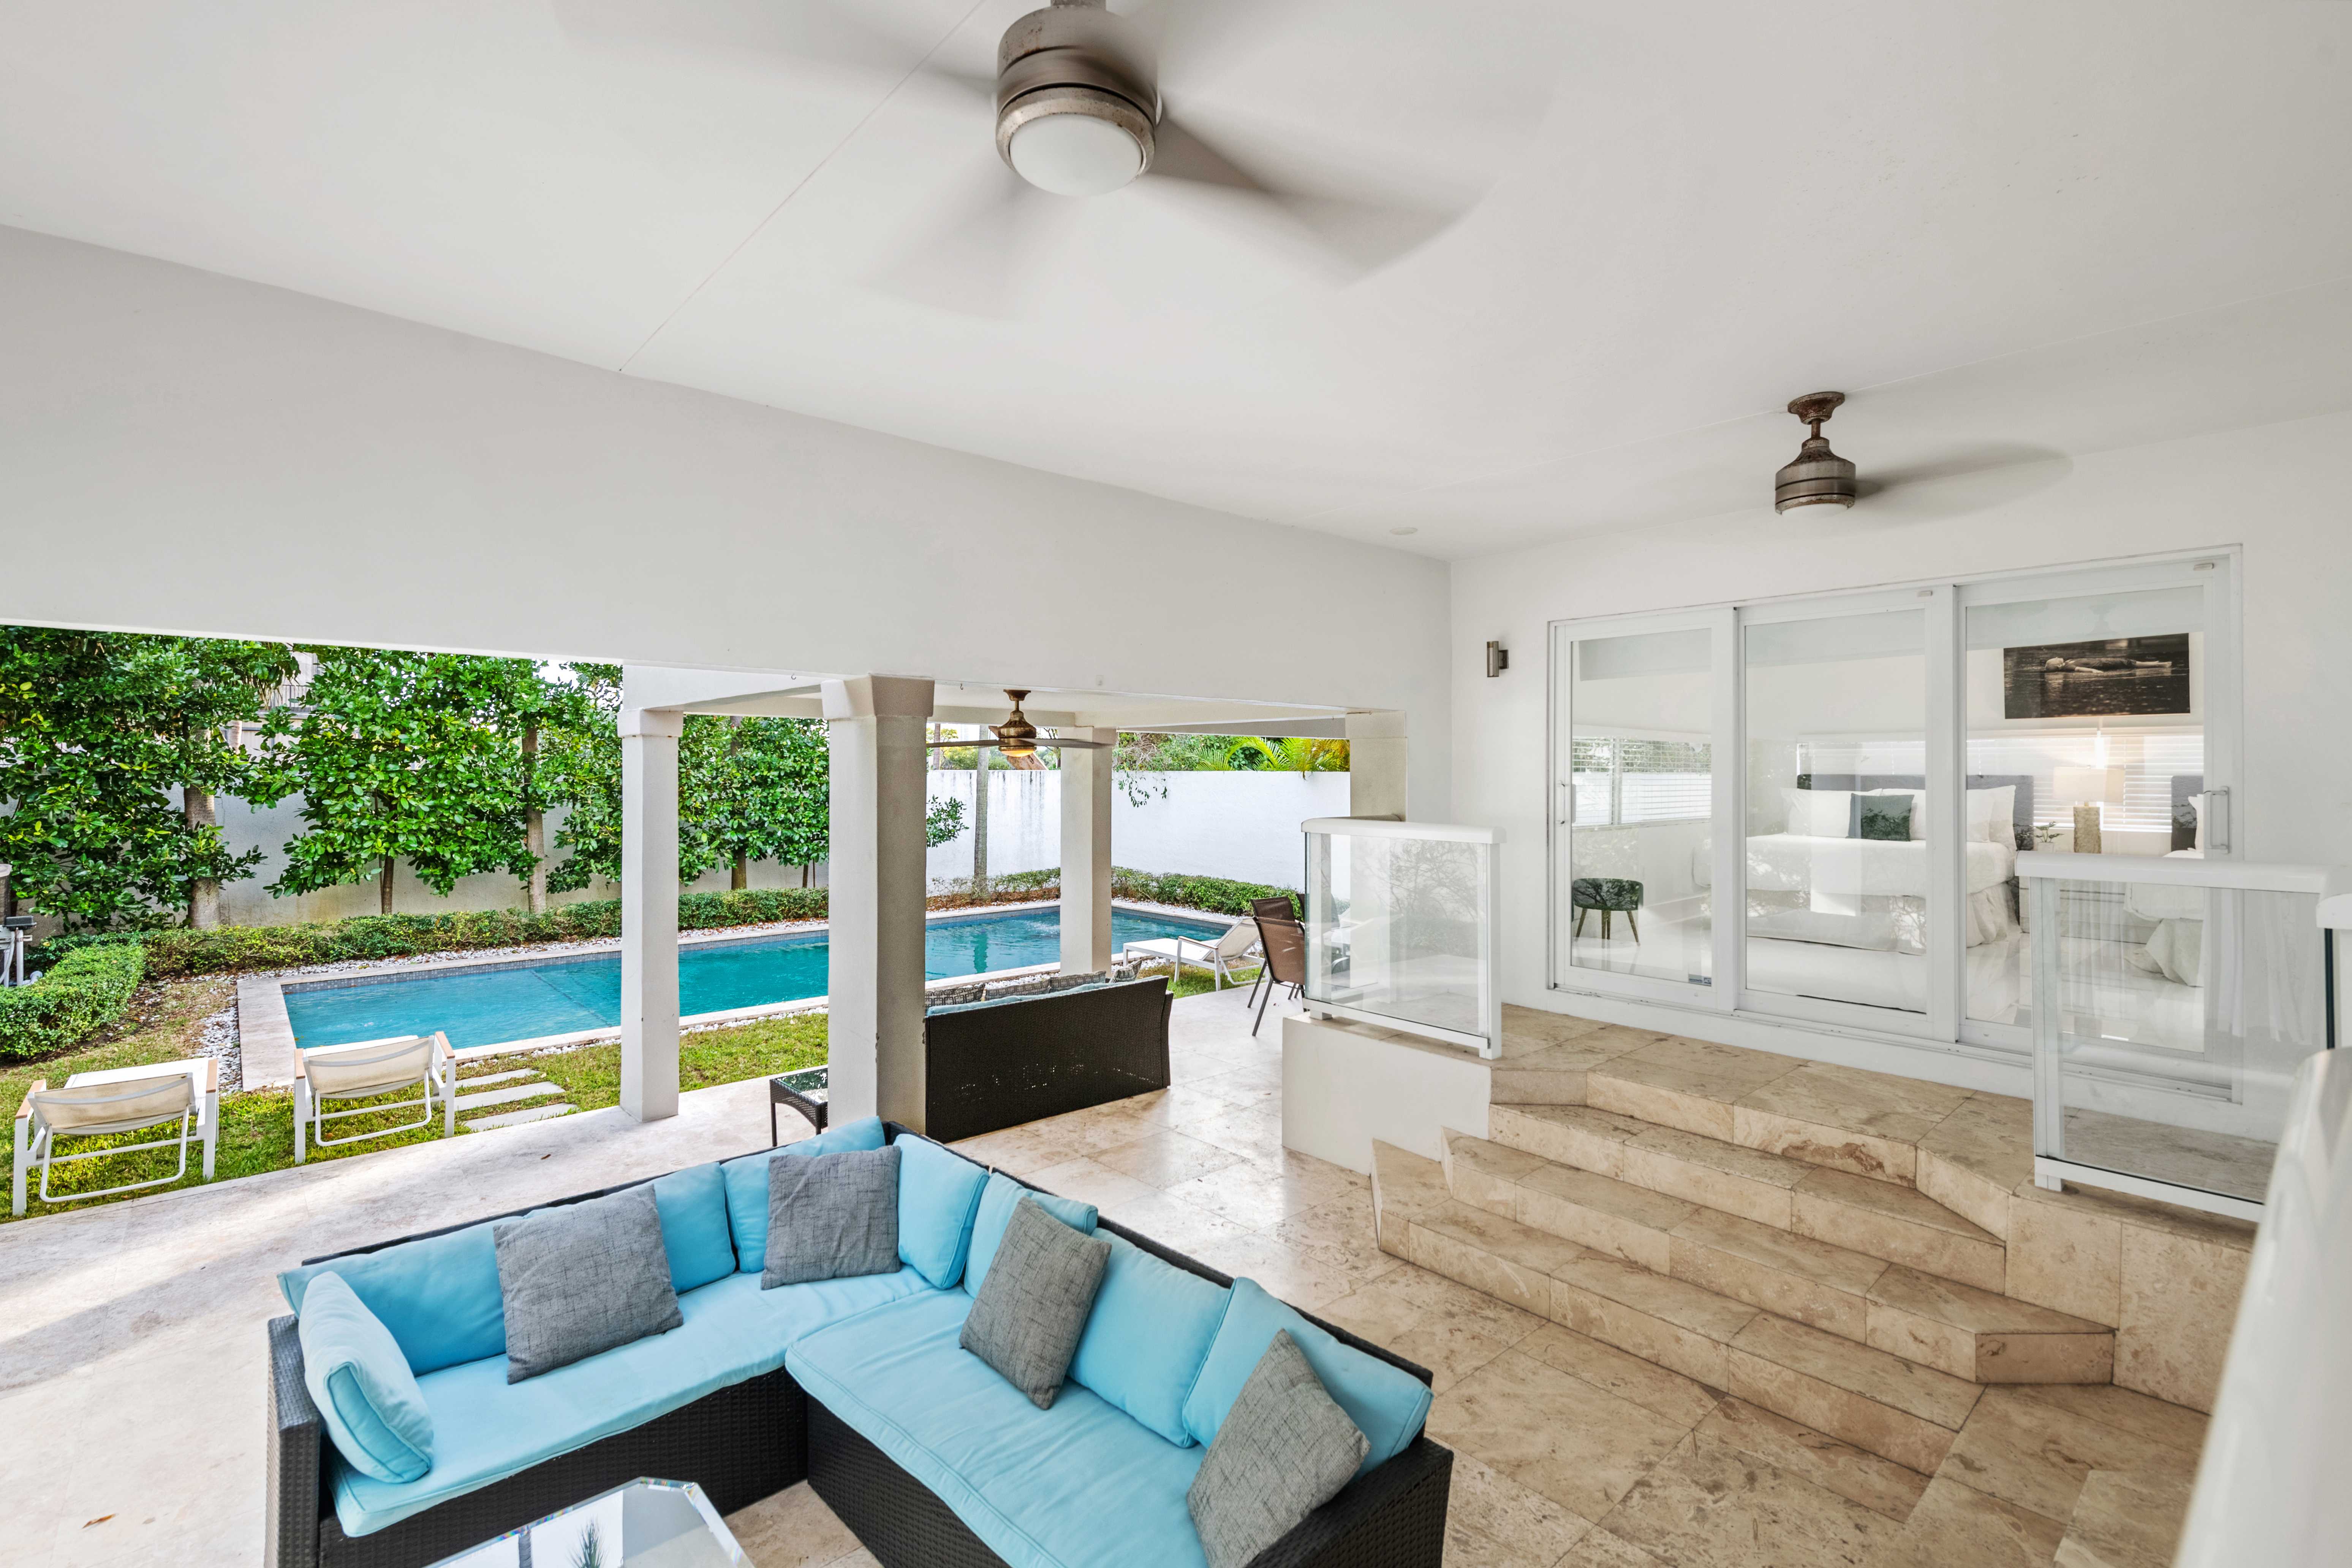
[3,1,2348,559]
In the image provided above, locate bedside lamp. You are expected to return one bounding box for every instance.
[2053,767,2124,854]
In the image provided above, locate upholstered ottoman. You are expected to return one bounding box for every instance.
[1570,878,1643,942]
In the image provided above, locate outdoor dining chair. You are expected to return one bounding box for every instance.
[293,1032,456,1163]
[1120,917,1262,992]
[12,1057,219,1215]
[1251,916,1309,1037]
[1248,895,1299,924]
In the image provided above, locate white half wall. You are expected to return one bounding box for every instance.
[922,770,1349,888]
[1454,406,2352,1040]
[0,225,1451,824]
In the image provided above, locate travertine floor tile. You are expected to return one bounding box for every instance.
[1025,1154,1162,1211]
[1446,1453,1596,1566]
[1089,1127,1248,1187]
[1515,1323,1723,1427]
[726,1482,864,1567]
[1598,1437,1904,1567]
[1862,1476,2066,1568]
[1428,1350,1695,1521]
[2052,1468,2192,1568]
[1555,1528,1671,1566]
[1691,1399,1931,1524]
[1934,1387,2199,1523]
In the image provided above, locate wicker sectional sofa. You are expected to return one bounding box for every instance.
[266,1119,1452,1568]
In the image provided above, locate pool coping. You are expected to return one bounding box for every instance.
[238,898,1236,1085]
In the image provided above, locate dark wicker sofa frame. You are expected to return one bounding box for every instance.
[923,975,1174,1144]
[267,1125,1450,1568]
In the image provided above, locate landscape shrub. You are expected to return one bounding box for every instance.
[27,871,1292,983]
[0,941,147,1059]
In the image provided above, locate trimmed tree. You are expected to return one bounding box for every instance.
[0,628,297,930]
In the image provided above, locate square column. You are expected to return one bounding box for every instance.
[1059,727,1117,974]
[1346,710,1408,820]
[620,706,683,1122]
[824,676,936,1130]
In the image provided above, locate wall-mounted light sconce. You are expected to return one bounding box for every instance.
[1775,391,1859,513]
[1485,640,1509,678]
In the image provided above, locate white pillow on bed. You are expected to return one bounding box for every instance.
[1782,789,1852,838]
[1966,786,2017,845]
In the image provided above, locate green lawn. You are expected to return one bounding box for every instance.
[3,962,1234,1225]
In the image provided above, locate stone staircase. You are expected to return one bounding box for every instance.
[1369,1022,2161,1474]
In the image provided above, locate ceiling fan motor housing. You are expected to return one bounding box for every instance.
[995,2,1160,182]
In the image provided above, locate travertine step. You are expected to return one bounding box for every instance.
[1440,1129,2110,1383]
[1374,1142,1982,1472]
[1488,1105,2009,1291]
[453,1081,564,1113]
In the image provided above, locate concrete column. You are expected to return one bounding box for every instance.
[1058,727,1117,974]
[620,705,684,1123]
[1346,710,1409,820]
[824,676,936,1130]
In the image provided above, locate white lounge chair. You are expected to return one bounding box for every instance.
[294,1032,455,1163]
[13,1057,219,1215]
[1121,918,1262,992]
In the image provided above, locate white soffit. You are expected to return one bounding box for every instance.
[1,1,2347,558]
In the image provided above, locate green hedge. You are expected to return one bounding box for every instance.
[25,871,1293,985]
[0,941,147,1059]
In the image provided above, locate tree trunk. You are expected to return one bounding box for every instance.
[732,851,749,891]
[380,855,396,915]
[183,784,220,929]
[970,744,990,902]
[522,722,547,915]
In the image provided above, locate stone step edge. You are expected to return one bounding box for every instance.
[462,1102,577,1130]
[1373,1167,1983,1471]
[1435,1128,2110,1375]
[1482,1103,2008,1290]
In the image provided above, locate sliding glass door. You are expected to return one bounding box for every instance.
[1548,553,2236,1067]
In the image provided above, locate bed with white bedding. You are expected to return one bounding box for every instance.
[1692,777,2031,954]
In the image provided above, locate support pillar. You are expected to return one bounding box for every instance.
[1346,711,1409,820]
[620,706,683,1123]
[1059,727,1117,974]
[824,676,936,1130]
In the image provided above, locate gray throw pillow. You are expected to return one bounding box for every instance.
[492,1183,683,1384]
[1187,1330,1370,1568]
[763,1144,902,1288]
[959,1193,1111,1408]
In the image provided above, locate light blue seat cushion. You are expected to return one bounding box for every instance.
[282,1163,748,1371]
[1068,1234,1230,1446]
[332,1266,931,1537]
[1181,1279,1430,1476]
[788,1290,1209,1568]
[650,1162,737,1294]
[724,1115,889,1273]
[297,1272,435,1484]
[282,1223,503,1377]
[963,1172,1098,1298]
[895,1134,989,1289]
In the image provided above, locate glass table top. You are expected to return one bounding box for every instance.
[429,1478,744,1568]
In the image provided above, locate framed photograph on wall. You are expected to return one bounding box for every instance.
[2002,633,2191,719]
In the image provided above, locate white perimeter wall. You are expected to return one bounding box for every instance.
[1452,408,2352,1027]
[923,770,1347,888]
[0,226,1451,822]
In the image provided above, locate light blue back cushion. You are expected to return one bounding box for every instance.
[1180,1278,1430,1475]
[894,1135,990,1289]
[280,1224,504,1376]
[651,1162,737,1294]
[723,1115,887,1274]
[1069,1233,1231,1446]
[962,1172,1097,1298]
[296,1272,436,1484]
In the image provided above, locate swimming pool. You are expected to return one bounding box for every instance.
[280,905,1231,1050]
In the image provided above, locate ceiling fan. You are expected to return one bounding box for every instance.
[923,690,1111,759]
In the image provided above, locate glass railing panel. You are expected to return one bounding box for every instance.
[1302,819,1501,1056]
[2025,852,2333,1213]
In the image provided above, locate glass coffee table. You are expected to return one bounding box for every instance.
[768,1065,830,1144]
[429,1478,745,1568]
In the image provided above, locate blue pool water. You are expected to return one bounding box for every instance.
[282,906,1229,1050]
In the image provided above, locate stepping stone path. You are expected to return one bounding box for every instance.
[449,1058,574,1131]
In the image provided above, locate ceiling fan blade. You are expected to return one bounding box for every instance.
[869,165,1073,318]
[922,737,1112,749]
[1145,115,1462,274]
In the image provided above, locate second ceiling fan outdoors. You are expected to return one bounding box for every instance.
[924,690,1110,760]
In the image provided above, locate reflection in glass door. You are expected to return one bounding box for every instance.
[1961,566,2227,1048]
[1561,623,1718,991]
[1741,606,1934,1020]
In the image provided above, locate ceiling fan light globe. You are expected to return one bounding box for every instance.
[1007,110,1144,196]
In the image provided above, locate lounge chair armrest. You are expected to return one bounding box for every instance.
[201,1057,219,1094]
[266,1314,324,1568]
[292,1052,307,1081]
[1245,1437,1451,1568]
[14,1082,40,1122]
